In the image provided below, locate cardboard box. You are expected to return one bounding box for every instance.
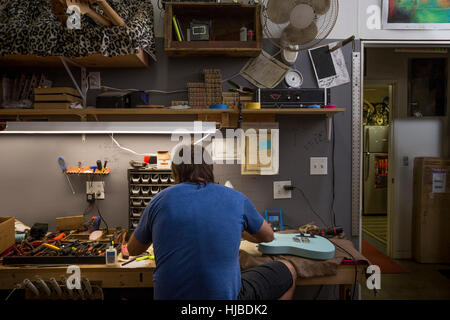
[412,158,450,263]
[0,217,15,255]
[157,151,171,170]
[56,215,84,232]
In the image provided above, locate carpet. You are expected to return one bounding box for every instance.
[362,239,408,274]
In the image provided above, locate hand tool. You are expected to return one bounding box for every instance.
[43,243,61,251]
[136,255,154,262]
[54,233,66,241]
[90,0,125,26]
[328,35,355,53]
[227,80,253,95]
[96,160,103,173]
[58,157,76,194]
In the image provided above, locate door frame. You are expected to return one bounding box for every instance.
[355,40,450,255]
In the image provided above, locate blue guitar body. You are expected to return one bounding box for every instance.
[258,233,335,260]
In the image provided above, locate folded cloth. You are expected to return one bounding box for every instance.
[0,0,156,60]
[239,230,370,279]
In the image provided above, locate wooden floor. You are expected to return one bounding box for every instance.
[362,215,387,245]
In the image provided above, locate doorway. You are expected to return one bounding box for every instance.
[361,81,393,255]
[358,41,450,260]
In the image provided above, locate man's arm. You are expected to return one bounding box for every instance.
[242,219,274,243]
[127,233,151,256]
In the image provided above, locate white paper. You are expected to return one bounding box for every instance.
[432,169,447,193]
[308,41,350,89]
[240,50,291,88]
[121,259,152,268]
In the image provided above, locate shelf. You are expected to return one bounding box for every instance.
[0,107,345,130]
[0,107,235,119]
[0,49,150,68]
[164,2,262,58]
[241,108,346,115]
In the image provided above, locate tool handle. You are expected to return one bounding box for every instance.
[58,157,67,172]
[86,7,112,26]
[95,0,125,26]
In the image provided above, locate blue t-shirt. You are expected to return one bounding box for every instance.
[133,182,264,300]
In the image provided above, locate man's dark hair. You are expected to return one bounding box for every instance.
[171,144,214,186]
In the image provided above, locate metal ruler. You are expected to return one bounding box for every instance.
[351,52,362,237]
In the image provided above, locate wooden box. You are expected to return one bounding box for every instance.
[412,157,450,263]
[0,217,15,255]
[164,2,262,57]
[56,214,84,232]
[34,87,82,109]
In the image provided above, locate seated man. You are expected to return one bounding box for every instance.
[127,144,297,300]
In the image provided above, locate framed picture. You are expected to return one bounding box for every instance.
[382,0,450,30]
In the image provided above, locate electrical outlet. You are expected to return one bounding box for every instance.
[88,72,101,90]
[310,157,328,175]
[273,181,292,199]
[86,181,105,200]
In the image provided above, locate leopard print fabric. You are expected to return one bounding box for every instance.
[0,0,156,60]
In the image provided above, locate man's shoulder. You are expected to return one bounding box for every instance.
[208,183,248,200]
[161,183,247,199]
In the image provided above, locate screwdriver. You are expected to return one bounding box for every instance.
[58,157,75,194]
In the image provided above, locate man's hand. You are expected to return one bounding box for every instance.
[242,220,274,243]
[126,233,151,256]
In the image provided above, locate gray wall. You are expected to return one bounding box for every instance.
[0,38,355,299]
[1,39,354,238]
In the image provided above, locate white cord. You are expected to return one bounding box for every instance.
[111,134,157,157]
[111,132,215,155]
[193,132,213,145]
[4,287,17,301]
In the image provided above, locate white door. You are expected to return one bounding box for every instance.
[391,119,443,259]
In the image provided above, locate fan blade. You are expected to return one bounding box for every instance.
[281,22,318,45]
[267,0,298,24]
[311,0,331,15]
[290,4,315,29]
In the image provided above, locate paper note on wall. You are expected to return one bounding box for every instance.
[432,169,447,193]
[308,41,350,89]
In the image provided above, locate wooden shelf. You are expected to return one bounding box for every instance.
[241,108,346,115]
[0,107,235,116]
[0,107,345,130]
[164,2,262,57]
[0,49,150,68]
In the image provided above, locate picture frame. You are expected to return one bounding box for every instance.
[382,0,450,30]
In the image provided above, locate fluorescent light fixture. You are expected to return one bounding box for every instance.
[0,121,217,134]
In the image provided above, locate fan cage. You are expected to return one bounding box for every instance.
[261,0,339,52]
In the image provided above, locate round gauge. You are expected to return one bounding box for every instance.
[285,69,303,88]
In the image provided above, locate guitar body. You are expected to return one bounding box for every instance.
[258,233,335,260]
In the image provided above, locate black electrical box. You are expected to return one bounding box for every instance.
[96,91,149,108]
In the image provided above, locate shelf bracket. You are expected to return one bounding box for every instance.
[59,57,88,107]
[326,115,333,141]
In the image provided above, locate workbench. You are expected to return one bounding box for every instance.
[0,262,365,300]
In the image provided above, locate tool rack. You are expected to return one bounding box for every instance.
[127,168,175,232]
